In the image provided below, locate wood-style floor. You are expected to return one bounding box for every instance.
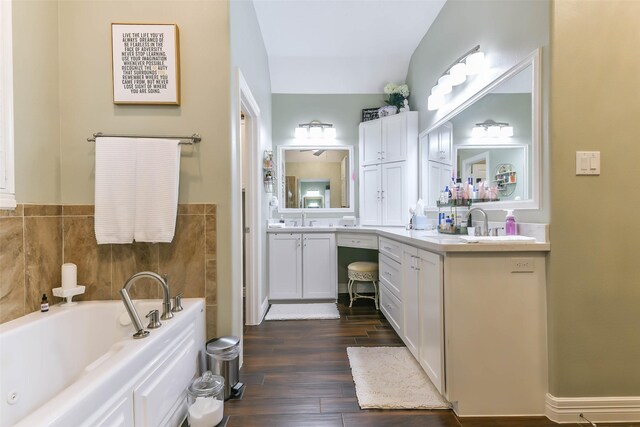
[224,295,625,427]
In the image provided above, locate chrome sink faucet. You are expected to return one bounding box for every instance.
[301,212,307,227]
[464,207,489,236]
[119,271,174,339]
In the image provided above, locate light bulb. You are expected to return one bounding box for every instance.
[295,127,308,139]
[435,75,452,95]
[309,126,322,139]
[465,51,485,75]
[487,125,500,137]
[449,63,467,86]
[500,126,514,137]
[428,93,444,110]
[324,127,336,139]
[471,126,486,138]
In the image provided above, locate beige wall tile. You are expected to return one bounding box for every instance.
[0,203,215,324]
[112,243,160,300]
[24,216,63,312]
[206,214,217,259]
[159,215,205,298]
[0,204,24,217]
[206,304,217,340]
[63,216,111,300]
[0,218,25,322]
[62,205,94,216]
[178,204,204,215]
[24,205,62,216]
[206,259,217,305]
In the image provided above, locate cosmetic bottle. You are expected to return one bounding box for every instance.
[505,209,517,235]
[41,294,49,312]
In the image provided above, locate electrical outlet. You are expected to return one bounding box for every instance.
[511,258,534,273]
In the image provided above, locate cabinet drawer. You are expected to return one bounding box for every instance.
[378,253,401,301]
[379,237,402,263]
[337,233,378,249]
[380,283,403,336]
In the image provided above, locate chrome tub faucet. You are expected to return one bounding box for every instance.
[119,271,173,339]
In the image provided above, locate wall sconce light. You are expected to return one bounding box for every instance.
[295,120,337,139]
[428,45,486,111]
[471,120,514,138]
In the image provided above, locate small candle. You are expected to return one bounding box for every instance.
[61,263,77,289]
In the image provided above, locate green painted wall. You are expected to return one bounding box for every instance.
[549,0,640,396]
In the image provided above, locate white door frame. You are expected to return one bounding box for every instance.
[235,69,264,328]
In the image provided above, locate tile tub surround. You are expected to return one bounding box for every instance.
[0,204,218,338]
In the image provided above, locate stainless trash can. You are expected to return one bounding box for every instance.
[205,336,240,400]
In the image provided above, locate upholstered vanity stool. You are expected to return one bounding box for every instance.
[347,261,379,309]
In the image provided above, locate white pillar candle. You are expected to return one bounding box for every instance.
[61,263,77,289]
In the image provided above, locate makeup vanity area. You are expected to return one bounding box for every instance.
[267,50,550,416]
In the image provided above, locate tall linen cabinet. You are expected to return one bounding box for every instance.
[359,112,418,226]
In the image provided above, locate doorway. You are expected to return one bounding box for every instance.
[235,69,268,340]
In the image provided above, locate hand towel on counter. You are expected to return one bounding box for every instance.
[94,137,136,244]
[133,138,181,243]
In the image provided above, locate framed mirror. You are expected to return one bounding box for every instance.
[278,145,354,212]
[420,49,541,210]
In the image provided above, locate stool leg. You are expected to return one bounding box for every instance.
[373,280,379,310]
[348,279,354,307]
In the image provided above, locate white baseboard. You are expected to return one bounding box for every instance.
[259,297,269,323]
[545,393,640,424]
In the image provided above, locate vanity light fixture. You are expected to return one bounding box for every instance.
[295,120,337,139]
[427,45,486,111]
[471,120,514,138]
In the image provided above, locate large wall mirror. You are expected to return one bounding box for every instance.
[420,49,541,210]
[278,146,354,212]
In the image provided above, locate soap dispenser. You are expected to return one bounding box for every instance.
[505,209,517,235]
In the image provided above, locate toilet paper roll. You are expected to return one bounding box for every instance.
[61,263,77,289]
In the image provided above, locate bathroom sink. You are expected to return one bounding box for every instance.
[458,235,537,244]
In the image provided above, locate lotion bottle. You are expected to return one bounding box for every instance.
[505,209,517,235]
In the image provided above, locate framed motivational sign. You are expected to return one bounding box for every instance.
[111,23,180,105]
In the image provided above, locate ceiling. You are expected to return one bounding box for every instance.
[253,0,447,94]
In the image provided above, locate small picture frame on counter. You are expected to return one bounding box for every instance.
[361,108,379,122]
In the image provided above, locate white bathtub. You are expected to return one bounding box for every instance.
[0,298,205,427]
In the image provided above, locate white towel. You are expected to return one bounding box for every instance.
[94,137,136,244]
[133,138,180,243]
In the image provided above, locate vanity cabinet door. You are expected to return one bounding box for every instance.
[381,113,407,163]
[427,122,453,165]
[381,162,406,226]
[438,122,453,165]
[359,164,381,225]
[417,249,445,394]
[268,233,302,299]
[302,233,337,299]
[402,245,420,359]
[427,161,453,208]
[360,119,382,166]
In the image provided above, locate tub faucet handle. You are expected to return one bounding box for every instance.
[145,309,162,329]
[172,293,184,312]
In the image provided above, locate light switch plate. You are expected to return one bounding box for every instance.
[576,151,600,175]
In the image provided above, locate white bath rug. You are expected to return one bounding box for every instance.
[346,346,450,410]
[264,303,340,320]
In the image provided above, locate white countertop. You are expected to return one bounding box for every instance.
[267,225,550,253]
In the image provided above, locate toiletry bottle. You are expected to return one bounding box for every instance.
[505,209,517,235]
[279,215,285,224]
[41,294,49,312]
